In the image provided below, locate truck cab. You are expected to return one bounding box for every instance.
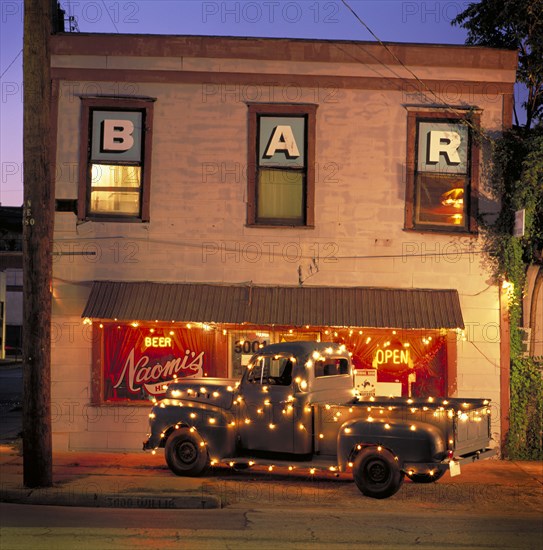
[238,342,354,455]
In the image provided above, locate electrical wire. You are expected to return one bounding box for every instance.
[339,0,495,142]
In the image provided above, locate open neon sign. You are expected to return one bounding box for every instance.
[374,348,410,367]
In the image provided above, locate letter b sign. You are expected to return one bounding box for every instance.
[102,119,135,152]
[91,110,142,162]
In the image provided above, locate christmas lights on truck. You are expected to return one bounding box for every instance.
[143,341,495,499]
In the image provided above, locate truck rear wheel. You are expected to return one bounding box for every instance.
[353,447,403,499]
[165,427,209,476]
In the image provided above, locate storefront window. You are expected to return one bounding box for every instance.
[91,322,451,403]
[230,331,269,379]
[336,328,448,398]
[95,323,223,403]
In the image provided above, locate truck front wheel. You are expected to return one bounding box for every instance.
[353,447,403,499]
[165,427,209,476]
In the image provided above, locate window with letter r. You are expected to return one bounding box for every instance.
[78,98,154,222]
[405,110,480,233]
[247,104,316,227]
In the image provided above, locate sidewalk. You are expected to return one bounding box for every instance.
[0,445,222,509]
[0,443,541,510]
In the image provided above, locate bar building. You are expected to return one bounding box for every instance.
[50,34,518,451]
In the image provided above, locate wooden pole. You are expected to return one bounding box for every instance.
[22,0,54,487]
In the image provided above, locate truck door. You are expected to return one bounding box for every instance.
[239,353,295,453]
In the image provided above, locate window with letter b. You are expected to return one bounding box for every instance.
[78,98,154,222]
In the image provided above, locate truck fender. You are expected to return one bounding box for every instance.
[337,418,447,471]
[147,401,236,458]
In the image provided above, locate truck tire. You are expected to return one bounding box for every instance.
[165,427,209,476]
[353,447,403,499]
[406,470,446,483]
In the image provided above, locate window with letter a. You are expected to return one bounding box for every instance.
[248,104,316,227]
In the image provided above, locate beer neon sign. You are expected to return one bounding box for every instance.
[145,336,172,348]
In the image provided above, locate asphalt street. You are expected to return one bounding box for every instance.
[1,502,542,549]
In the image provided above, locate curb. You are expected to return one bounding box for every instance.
[0,488,221,509]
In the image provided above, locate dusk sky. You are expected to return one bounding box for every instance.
[1,0,485,206]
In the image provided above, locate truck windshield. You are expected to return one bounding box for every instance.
[247,355,293,386]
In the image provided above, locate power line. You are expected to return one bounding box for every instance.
[101,0,120,33]
[339,0,494,143]
[0,50,22,81]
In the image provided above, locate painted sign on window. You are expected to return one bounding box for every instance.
[259,116,305,167]
[230,331,269,379]
[102,324,215,401]
[417,122,468,174]
[91,110,143,163]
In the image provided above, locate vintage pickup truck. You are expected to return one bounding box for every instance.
[143,341,495,498]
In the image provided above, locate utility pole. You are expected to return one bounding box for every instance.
[22,0,55,487]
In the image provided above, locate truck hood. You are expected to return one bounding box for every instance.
[164,378,238,410]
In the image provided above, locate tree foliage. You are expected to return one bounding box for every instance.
[453,1,543,459]
[485,128,543,276]
[484,128,543,459]
[453,0,543,128]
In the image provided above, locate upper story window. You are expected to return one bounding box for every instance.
[405,109,480,233]
[247,104,317,227]
[78,97,154,222]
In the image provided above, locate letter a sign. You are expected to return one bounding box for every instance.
[264,125,300,158]
[259,116,305,168]
[91,110,142,162]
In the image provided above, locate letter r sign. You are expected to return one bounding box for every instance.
[91,110,143,162]
[417,121,467,174]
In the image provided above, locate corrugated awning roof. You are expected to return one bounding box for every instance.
[82,281,464,330]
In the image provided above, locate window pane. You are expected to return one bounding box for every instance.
[315,358,350,378]
[247,355,293,386]
[415,173,467,228]
[257,169,303,221]
[90,190,140,215]
[91,165,141,188]
[90,164,141,215]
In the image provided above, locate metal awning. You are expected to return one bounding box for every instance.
[82,281,464,329]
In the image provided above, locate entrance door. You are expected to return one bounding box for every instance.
[239,353,295,453]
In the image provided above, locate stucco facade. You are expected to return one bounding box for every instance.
[49,35,517,451]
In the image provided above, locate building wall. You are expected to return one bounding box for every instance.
[50,37,516,451]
